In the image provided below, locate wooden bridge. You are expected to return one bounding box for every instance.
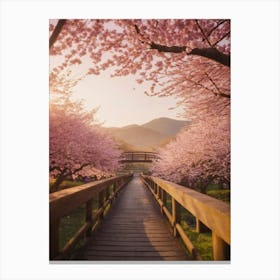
[119,151,158,163]
[50,174,230,261]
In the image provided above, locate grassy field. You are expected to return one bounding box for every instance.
[181,221,213,260]
[49,180,85,193]
[59,197,99,251]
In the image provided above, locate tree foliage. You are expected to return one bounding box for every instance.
[50,19,230,111]
[151,113,230,193]
[49,98,121,192]
[49,19,230,192]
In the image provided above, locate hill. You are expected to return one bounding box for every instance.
[142,117,190,137]
[105,117,189,151]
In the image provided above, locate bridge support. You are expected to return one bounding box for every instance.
[196,218,210,233]
[172,198,181,237]
[86,199,94,237]
[212,232,230,260]
[50,218,60,259]
[98,190,105,220]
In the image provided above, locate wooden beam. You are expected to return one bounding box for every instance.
[50,218,60,260]
[50,175,132,220]
[212,232,230,260]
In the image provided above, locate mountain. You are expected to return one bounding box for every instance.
[105,117,189,151]
[142,117,190,137]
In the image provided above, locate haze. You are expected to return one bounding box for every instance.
[71,69,185,127]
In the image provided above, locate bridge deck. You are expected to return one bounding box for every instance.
[78,175,188,261]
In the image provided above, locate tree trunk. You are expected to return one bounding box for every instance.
[51,174,66,192]
[49,19,66,50]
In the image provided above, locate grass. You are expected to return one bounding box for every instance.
[181,221,213,260]
[49,180,85,193]
[59,197,99,251]
[206,189,230,203]
[59,204,86,251]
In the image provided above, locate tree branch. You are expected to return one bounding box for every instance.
[205,72,230,98]
[72,163,90,174]
[188,47,230,67]
[212,31,230,47]
[134,24,230,66]
[206,19,229,37]
[49,19,66,50]
[150,42,186,53]
[195,20,212,47]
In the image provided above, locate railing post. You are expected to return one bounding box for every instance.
[156,184,160,199]
[98,190,105,219]
[105,185,110,201]
[50,218,60,259]
[86,199,93,236]
[171,197,181,237]
[159,188,166,213]
[113,182,117,197]
[212,232,230,260]
[162,189,167,206]
[196,218,210,233]
[151,181,155,193]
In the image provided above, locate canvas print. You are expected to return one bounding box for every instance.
[49,19,230,261]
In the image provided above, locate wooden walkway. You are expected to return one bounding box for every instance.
[79,174,188,261]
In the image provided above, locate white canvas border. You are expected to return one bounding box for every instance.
[0,0,279,279]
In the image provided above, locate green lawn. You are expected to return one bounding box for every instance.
[59,197,99,251]
[180,221,213,260]
[49,180,85,193]
[206,189,230,203]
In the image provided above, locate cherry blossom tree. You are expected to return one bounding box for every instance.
[49,99,121,192]
[49,19,230,117]
[151,112,230,193]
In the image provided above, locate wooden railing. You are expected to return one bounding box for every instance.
[120,151,158,163]
[49,174,133,260]
[141,175,230,261]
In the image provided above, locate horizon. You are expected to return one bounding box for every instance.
[102,116,188,128]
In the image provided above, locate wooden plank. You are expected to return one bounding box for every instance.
[84,250,186,257]
[88,241,182,247]
[86,245,185,252]
[81,256,187,261]
[78,175,188,261]
[89,236,176,242]
[91,233,173,238]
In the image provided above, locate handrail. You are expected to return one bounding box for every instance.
[120,151,158,163]
[49,174,133,260]
[141,175,230,261]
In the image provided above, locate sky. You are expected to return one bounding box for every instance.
[50,56,185,128]
[71,69,185,127]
